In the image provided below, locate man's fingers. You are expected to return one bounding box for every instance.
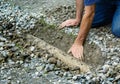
[59,23,65,29]
[80,53,84,61]
[59,23,71,29]
[58,25,64,30]
[67,46,84,61]
[80,53,83,61]
[59,20,74,29]
[78,53,82,60]
[65,22,72,26]
[67,49,71,54]
[59,21,68,29]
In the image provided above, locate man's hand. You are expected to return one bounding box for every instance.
[59,19,80,29]
[67,5,95,61]
[68,43,84,60]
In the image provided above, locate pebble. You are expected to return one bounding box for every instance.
[72,76,78,81]
[19,60,23,64]
[48,57,57,64]
[107,78,114,82]
[1,51,9,57]
[44,64,55,72]
[63,72,68,77]
[0,42,4,46]
[8,59,15,65]
[30,46,35,51]
[55,71,60,75]
[112,62,118,66]
[86,76,92,80]
[36,66,44,71]
[102,65,110,73]
[118,80,120,84]
[30,53,34,57]
[0,36,7,41]
[106,81,112,84]
[7,76,12,80]
[56,60,61,67]
[0,0,120,84]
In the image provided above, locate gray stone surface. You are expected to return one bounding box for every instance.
[0,0,120,84]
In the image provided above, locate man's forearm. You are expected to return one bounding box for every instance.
[75,5,95,45]
[76,0,84,21]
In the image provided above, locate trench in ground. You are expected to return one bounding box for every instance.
[29,20,107,71]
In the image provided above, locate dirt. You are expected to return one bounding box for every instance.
[7,0,107,72]
[1,1,119,84]
[29,20,106,71]
[8,0,75,19]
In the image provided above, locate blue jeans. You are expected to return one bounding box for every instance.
[92,1,120,37]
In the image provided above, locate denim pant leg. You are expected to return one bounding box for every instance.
[112,5,120,37]
[92,3,116,28]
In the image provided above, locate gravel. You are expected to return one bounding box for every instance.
[0,0,120,84]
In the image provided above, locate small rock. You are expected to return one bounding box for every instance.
[0,47,4,50]
[92,77,97,82]
[0,36,7,41]
[24,63,28,67]
[19,60,23,64]
[62,65,69,71]
[112,62,118,66]
[35,72,39,76]
[99,37,103,41]
[107,78,114,82]
[102,64,110,73]
[49,64,55,70]
[36,65,45,71]
[0,42,4,46]
[6,43,15,47]
[48,57,57,64]
[63,72,68,77]
[1,67,5,70]
[30,46,35,51]
[58,71,63,77]
[1,51,9,57]
[113,75,120,82]
[0,55,5,64]
[8,59,15,65]
[81,79,86,83]
[106,81,112,84]
[7,76,12,80]
[117,80,120,84]
[56,60,61,67]
[86,76,91,80]
[30,53,34,57]
[55,71,60,75]
[72,76,78,81]
[44,64,55,72]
